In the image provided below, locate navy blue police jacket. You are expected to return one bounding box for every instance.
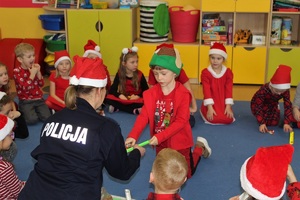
[18,97,141,200]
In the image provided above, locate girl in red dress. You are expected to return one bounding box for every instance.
[45,50,71,112]
[200,43,235,125]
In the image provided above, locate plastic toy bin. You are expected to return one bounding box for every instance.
[43,35,66,52]
[39,14,65,31]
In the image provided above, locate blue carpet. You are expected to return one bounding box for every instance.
[14,100,300,200]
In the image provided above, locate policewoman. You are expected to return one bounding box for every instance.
[19,56,145,200]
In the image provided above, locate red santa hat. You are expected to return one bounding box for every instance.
[270,64,292,90]
[54,50,71,68]
[240,144,294,200]
[69,56,107,88]
[209,42,227,59]
[0,114,14,141]
[83,40,102,58]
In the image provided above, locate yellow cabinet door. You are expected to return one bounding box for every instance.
[232,46,267,84]
[235,0,270,12]
[174,44,199,80]
[133,43,156,76]
[67,10,100,59]
[268,48,300,86]
[201,0,235,12]
[199,45,233,83]
[99,10,135,75]
[67,9,136,75]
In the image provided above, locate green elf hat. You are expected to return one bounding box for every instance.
[149,43,183,75]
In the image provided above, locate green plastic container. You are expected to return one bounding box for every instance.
[43,35,66,52]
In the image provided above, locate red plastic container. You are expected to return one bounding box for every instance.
[169,6,200,43]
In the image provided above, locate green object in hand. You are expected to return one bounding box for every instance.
[126,140,150,153]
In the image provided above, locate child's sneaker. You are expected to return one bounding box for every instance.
[196,137,212,158]
[108,105,118,113]
[133,108,142,115]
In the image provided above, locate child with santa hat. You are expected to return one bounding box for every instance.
[230,144,300,200]
[251,64,295,133]
[45,50,71,112]
[0,114,25,199]
[200,42,235,125]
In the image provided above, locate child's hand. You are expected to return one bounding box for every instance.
[224,105,234,118]
[287,164,297,183]
[206,105,216,121]
[229,196,239,200]
[8,110,21,120]
[28,64,39,75]
[283,124,293,133]
[125,137,136,148]
[133,144,146,157]
[149,136,158,146]
[293,107,300,121]
[119,94,128,100]
[259,124,268,133]
[129,94,140,100]
[32,63,41,71]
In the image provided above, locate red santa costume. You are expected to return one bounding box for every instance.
[45,50,71,111]
[200,43,235,125]
[239,144,300,200]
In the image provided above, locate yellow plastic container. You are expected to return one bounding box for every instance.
[92,2,108,9]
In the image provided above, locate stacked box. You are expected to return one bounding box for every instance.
[202,13,227,45]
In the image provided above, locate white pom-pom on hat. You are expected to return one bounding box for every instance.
[131,46,138,52]
[95,45,100,52]
[70,76,80,86]
[122,48,129,54]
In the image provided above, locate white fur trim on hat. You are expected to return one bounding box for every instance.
[54,56,71,68]
[209,49,227,59]
[0,115,14,141]
[83,50,102,58]
[240,157,286,200]
[70,76,80,86]
[77,77,107,88]
[0,92,7,100]
[269,82,290,90]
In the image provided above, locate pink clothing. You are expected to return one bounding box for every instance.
[0,160,25,199]
[200,66,234,124]
[148,69,189,85]
[13,66,44,100]
[45,71,69,111]
[128,82,193,150]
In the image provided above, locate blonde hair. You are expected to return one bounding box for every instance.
[64,85,95,110]
[0,62,10,93]
[152,148,188,191]
[118,51,139,94]
[14,43,35,58]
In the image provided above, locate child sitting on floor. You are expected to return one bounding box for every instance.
[45,50,71,112]
[146,148,188,200]
[251,64,294,133]
[200,42,235,125]
[105,46,149,115]
[230,144,300,200]
[0,114,25,199]
[13,43,51,124]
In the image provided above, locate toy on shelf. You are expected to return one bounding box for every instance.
[234,29,252,45]
[48,0,80,8]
